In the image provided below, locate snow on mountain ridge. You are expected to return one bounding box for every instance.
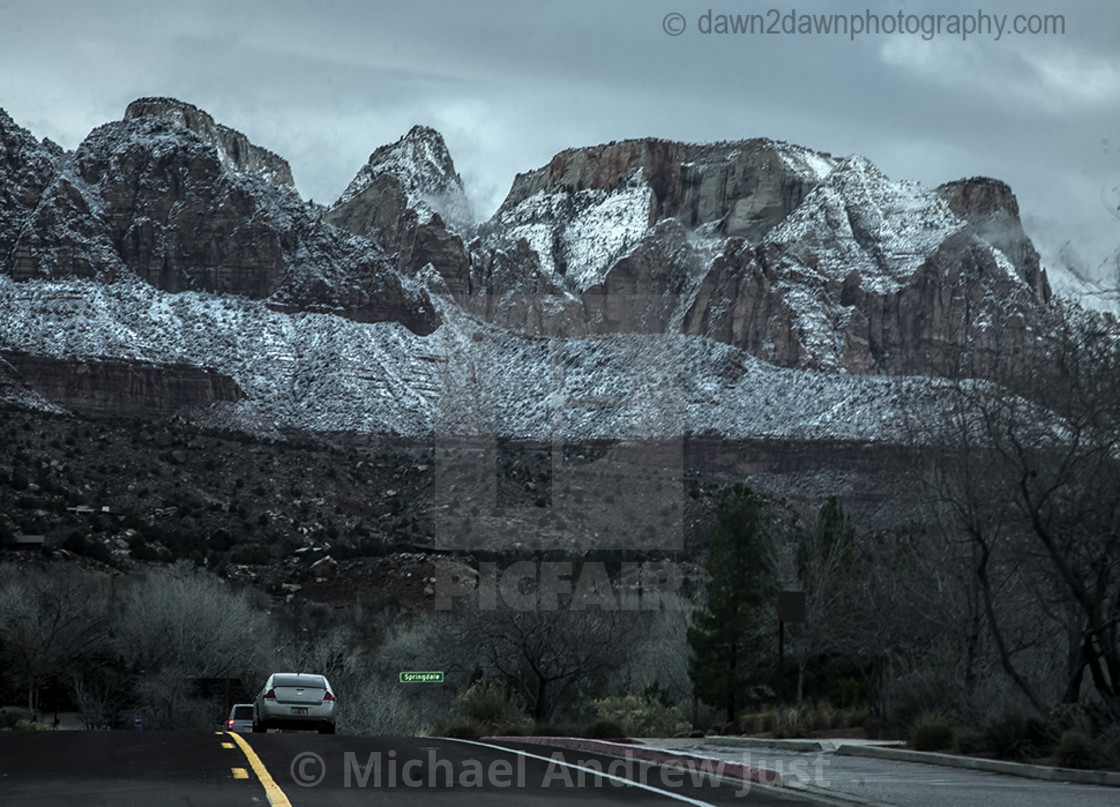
[0,270,970,445]
[123,97,294,189]
[485,168,654,292]
[767,155,971,293]
[331,124,474,235]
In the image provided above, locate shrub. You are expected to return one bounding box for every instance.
[1047,702,1091,740]
[62,532,112,564]
[592,695,690,738]
[809,700,835,731]
[584,719,627,739]
[847,707,870,729]
[881,667,955,731]
[760,710,777,732]
[532,722,580,737]
[909,711,955,751]
[983,709,1047,760]
[1053,730,1095,769]
[953,726,985,755]
[740,712,765,733]
[14,719,56,731]
[433,717,486,739]
[452,679,531,735]
[772,706,810,739]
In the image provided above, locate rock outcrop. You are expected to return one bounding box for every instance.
[496,137,834,242]
[0,100,439,333]
[936,176,1050,302]
[327,125,473,244]
[0,110,63,275]
[325,125,477,306]
[1,350,243,419]
[124,97,294,188]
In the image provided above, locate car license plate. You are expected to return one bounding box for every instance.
[291,707,307,716]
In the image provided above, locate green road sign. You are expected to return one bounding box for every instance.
[399,671,444,683]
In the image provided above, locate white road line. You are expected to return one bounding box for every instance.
[443,737,723,807]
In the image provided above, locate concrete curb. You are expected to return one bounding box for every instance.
[486,735,785,786]
[702,736,907,753]
[836,742,1120,787]
[703,736,831,752]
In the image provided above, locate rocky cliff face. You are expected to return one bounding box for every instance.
[0,99,439,332]
[1,350,243,419]
[327,125,473,242]
[0,110,64,276]
[0,101,1091,446]
[497,137,834,244]
[470,140,1054,382]
[123,97,295,188]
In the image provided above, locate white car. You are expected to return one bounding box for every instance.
[253,673,337,734]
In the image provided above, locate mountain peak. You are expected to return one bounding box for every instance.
[123,97,294,188]
[328,124,474,242]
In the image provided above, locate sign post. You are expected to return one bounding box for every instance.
[399,672,444,729]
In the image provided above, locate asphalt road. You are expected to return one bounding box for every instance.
[0,731,822,806]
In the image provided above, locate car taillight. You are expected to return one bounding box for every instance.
[322,691,335,703]
[264,688,276,700]
[227,718,234,728]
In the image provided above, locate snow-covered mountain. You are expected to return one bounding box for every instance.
[1,98,438,331]
[0,98,1098,455]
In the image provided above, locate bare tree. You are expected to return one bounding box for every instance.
[114,562,275,681]
[0,566,111,720]
[927,310,1120,720]
[451,594,647,723]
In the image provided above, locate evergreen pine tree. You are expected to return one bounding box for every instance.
[687,484,776,723]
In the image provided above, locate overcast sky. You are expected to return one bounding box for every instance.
[1,0,1118,293]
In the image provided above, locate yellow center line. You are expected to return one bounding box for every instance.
[221,742,235,749]
[231,767,249,779]
[225,731,293,807]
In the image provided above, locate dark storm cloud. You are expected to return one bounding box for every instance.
[0,0,1117,292]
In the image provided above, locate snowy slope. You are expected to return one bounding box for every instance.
[0,271,965,444]
[767,156,969,292]
[484,169,653,292]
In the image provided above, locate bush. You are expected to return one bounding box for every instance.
[953,726,985,755]
[909,711,955,751]
[772,706,812,738]
[583,719,627,739]
[1053,730,1095,769]
[433,717,486,739]
[740,712,766,734]
[592,695,689,738]
[14,719,56,731]
[62,532,112,564]
[1047,702,1092,740]
[847,707,871,729]
[983,709,1047,760]
[532,722,580,737]
[809,700,835,731]
[452,679,531,735]
[881,667,955,730]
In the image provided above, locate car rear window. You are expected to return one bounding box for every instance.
[274,675,325,688]
[233,706,253,719]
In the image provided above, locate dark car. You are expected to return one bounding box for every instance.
[224,703,254,733]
